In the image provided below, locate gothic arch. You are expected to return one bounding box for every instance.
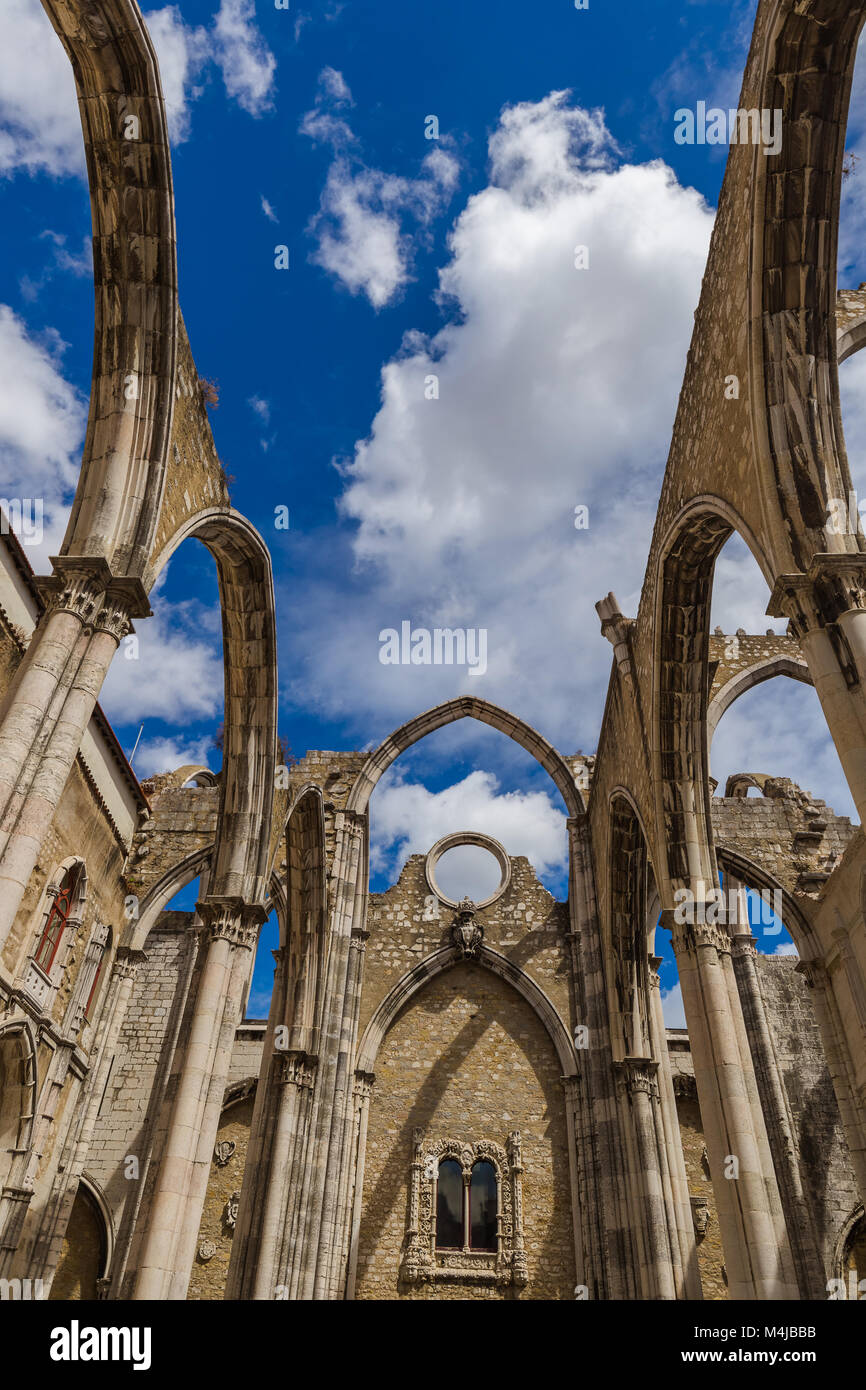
[355,944,577,1079]
[707,655,812,742]
[838,315,866,366]
[346,697,584,818]
[41,0,177,576]
[714,844,820,961]
[755,1,866,571]
[0,1017,38,1184]
[148,509,278,908]
[651,499,771,894]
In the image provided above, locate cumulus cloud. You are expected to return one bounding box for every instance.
[369,768,568,891]
[0,0,275,178]
[132,734,215,779]
[0,304,85,565]
[282,92,715,751]
[213,0,276,116]
[0,0,82,177]
[301,68,460,307]
[101,595,223,725]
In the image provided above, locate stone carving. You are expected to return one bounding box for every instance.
[224,1191,240,1230]
[401,1133,527,1287]
[691,1196,711,1239]
[198,1240,217,1262]
[451,898,483,959]
[214,1140,236,1167]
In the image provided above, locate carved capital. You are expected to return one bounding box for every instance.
[196,896,267,949]
[620,1056,659,1098]
[279,1049,317,1090]
[768,554,866,636]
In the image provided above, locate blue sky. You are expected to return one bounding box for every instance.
[2,0,864,1018]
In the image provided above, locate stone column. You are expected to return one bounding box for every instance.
[726,881,825,1297]
[132,897,261,1300]
[0,560,148,958]
[667,908,799,1299]
[620,1057,677,1299]
[769,559,866,824]
[647,954,702,1299]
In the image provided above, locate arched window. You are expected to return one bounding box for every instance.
[435,1159,464,1250]
[469,1160,498,1251]
[34,866,79,973]
[84,926,111,1021]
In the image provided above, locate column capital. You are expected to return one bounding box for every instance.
[112,946,148,981]
[279,1049,318,1090]
[37,557,151,632]
[730,932,758,961]
[618,1056,659,1098]
[196,896,268,949]
[767,553,866,636]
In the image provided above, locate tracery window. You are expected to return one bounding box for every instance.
[22,861,87,1013]
[34,866,77,972]
[403,1132,527,1287]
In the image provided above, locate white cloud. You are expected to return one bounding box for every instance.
[101,596,223,725]
[144,6,210,145]
[301,68,460,307]
[261,195,278,223]
[369,768,567,890]
[213,0,276,116]
[710,678,857,822]
[0,0,275,179]
[248,395,271,423]
[0,304,85,566]
[0,0,82,177]
[132,733,215,779]
[284,92,714,748]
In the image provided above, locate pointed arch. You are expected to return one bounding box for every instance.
[355,944,577,1078]
[41,0,178,576]
[346,697,584,818]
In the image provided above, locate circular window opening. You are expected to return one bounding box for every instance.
[434,845,502,903]
[425,833,510,909]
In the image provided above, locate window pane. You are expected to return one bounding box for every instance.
[469,1161,497,1251]
[435,1159,463,1249]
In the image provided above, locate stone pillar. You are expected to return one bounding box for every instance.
[0,560,148,958]
[647,954,702,1299]
[666,908,799,1299]
[769,559,866,825]
[726,881,825,1297]
[284,809,366,1301]
[131,897,262,1301]
[620,1057,677,1299]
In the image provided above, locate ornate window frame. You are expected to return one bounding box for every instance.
[401,1129,527,1287]
[20,860,87,1013]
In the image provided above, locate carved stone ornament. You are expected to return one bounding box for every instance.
[690,1196,711,1239]
[451,898,483,959]
[401,1132,527,1288]
[198,1240,217,1262]
[224,1191,240,1230]
[214,1140,236,1167]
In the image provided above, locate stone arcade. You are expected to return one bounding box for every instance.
[1,0,866,1302]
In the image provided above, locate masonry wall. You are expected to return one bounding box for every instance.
[187,1096,254,1301]
[754,955,861,1278]
[354,961,575,1300]
[87,914,199,1245]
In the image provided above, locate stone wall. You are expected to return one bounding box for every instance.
[187,1096,254,1301]
[754,955,861,1278]
[354,962,575,1300]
